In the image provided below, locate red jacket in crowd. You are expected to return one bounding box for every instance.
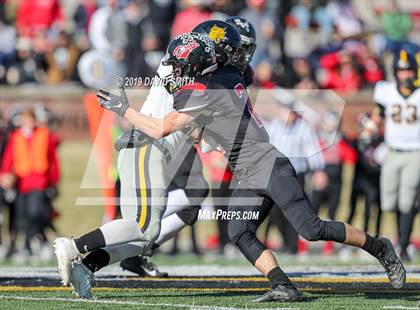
[171,7,211,38]
[0,126,60,193]
[16,0,64,36]
[319,137,357,166]
[319,52,361,92]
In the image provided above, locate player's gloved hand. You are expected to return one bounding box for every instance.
[46,186,59,200]
[97,80,129,117]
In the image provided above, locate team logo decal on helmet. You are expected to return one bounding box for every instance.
[233,18,250,33]
[225,16,257,73]
[394,49,417,73]
[192,20,241,65]
[397,50,410,69]
[162,32,217,94]
[173,40,200,60]
[208,25,226,43]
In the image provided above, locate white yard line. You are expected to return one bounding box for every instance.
[0,295,298,310]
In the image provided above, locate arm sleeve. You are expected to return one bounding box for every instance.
[47,134,60,186]
[0,137,13,175]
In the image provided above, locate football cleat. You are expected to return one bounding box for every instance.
[120,256,168,277]
[54,238,81,286]
[69,260,95,299]
[252,284,303,302]
[376,237,406,289]
[400,248,412,263]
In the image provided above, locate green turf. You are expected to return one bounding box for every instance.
[0,289,418,309]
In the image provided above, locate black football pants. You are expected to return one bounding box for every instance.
[228,157,346,264]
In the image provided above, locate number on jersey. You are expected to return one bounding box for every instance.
[391,104,418,123]
[234,83,263,127]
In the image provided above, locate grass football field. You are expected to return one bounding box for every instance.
[1,255,419,310]
[1,139,419,309]
[0,288,418,310]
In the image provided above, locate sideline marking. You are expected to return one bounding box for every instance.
[0,295,298,310]
[107,276,420,284]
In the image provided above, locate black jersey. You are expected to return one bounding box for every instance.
[173,65,277,172]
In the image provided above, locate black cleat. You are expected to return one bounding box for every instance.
[400,248,412,263]
[120,256,168,277]
[252,284,303,302]
[376,237,406,289]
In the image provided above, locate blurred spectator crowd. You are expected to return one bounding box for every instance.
[0,0,419,263]
[0,0,419,92]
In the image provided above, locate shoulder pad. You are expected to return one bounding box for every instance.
[178,82,208,92]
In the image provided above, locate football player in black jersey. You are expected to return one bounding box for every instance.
[119,20,246,275]
[98,32,406,302]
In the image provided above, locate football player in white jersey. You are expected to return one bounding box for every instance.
[120,16,259,275]
[53,23,243,299]
[371,50,420,261]
[116,59,209,277]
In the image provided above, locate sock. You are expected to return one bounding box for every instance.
[151,243,160,251]
[362,234,385,257]
[164,189,190,217]
[155,214,186,245]
[82,249,110,272]
[267,266,294,289]
[74,229,106,254]
[399,211,414,251]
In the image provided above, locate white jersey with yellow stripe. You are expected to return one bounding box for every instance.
[140,61,188,159]
[373,81,420,150]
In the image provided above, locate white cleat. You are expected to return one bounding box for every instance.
[53,238,81,286]
[70,260,95,299]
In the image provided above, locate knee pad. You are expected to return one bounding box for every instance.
[228,221,265,264]
[176,207,200,226]
[319,220,346,242]
[227,219,247,245]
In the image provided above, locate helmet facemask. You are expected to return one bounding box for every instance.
[233,40,256,73]
[393,50,417,96]
[396,68,416,97]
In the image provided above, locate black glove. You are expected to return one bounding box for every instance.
[97,80,129,117]
[3,189,17,204]
[46,186,59,200]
